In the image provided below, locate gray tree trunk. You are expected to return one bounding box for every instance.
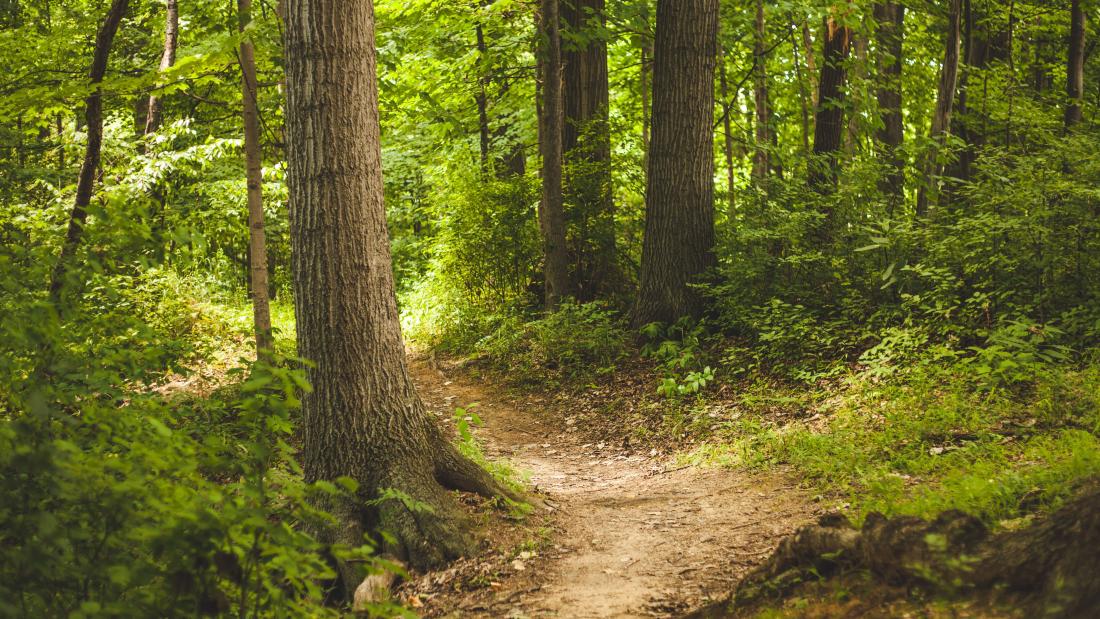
[633,0,718,326]
[144,0,178,136]
[282,0,515,583]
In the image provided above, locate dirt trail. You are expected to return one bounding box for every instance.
[410,362,814,618]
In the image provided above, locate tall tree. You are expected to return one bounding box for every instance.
[873,1,904,206]
[809,11,852,192]
[237,0,273,355]
[916,0,962,218]
[47,0,129,304]
[538,0,572,308]
[751,0,771,183]
[562,0,615,299]
[143,0,178,136]
[282,0,515,582]
[633,0,718,326]
[1065,0,1086,128]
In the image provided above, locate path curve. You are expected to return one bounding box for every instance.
[410,361,813,618]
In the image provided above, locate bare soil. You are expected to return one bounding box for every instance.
[404,361,816,618]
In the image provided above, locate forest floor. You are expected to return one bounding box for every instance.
[403,359,818,618]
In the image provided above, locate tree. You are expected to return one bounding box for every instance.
[237,0,273,355]
[632,0,718,326]
[47,0,129,304]
[751,0,771,183]
[809,11,852,193]
[562,0,615,299]
[538,0,572,309]
[1065,0,1085,128]
[873,1,904,207]
[282,0,515,583]
[143,0,178,136]
[916,0,962,218]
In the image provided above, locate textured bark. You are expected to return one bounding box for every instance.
[47,0,129,304]
[751,0,770,183]
[237,0,273,355]
[632,0,718,326]
[873,1,904,204]
[916,0,962,219]
[282,0,515,581]
[144,0,178,136]
[538,0,572,308]
[1065,0,1086,128]
[718,43,737,219]
[562,0,615,299]
[809,14,852,193]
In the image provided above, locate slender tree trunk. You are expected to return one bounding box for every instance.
[237,0,273,355]
[144,0,178,136]
[916,0,962,218]
[845,28,868,155]
[791,19,812,153]
[718,43,737,219]
[751,0,770,183]
[633,0,718,326]
[55,114,64,172]
[1065,0,1086,128]
[47,0,129,304]
[873,1,904,206]
[475,21,491,171]
[282,0,514,582]
[803,21,819,107]
[809,13,852,193]
[538,0,571,308]
[562,0,615,299]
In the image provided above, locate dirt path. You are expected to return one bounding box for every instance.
[409,362,815,618]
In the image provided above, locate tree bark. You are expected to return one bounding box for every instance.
[751,0,770,183]
[1065,0,1086,129]
[632,0,718,326]
[282,0,515,581]
[47,0,129,304]
[562,0,615,299]
[873,1,904,206]
[144,0,178,136]
[237,0,273,356]
[809,13,852,193]
[537,0,572,309]
[916,0,962,218]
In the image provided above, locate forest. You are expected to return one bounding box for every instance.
[2,0,1100,616]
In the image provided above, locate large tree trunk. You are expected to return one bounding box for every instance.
[916,0,962,218]
[562,0,615,300]
[237,0,273,355]
[537,0,572,309]
[873,1,904,207]
[144,0,178,136]
[1065,0,1085,129]
[632,0,718,326]
[47,0,129,304]
[751,0,770,184]
[282,0,515,583]
[809,13,852,193]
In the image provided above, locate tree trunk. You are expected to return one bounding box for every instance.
[802,21,818,107]
[144,0,178,136]
[809,14,852,193]
[237,0,273,356]
[475,21,491,171]
[282,0,515,581]
[562,0,615,300]
[844,28,868,155]
[718,43,737,220]
[791,19,812,154]
[1065,0,1085,128]
[632,0,718,326]
[873,1,904,206]
[916,0,962,218]
[537,0,571,309]
[751,0,770,183]
[47,0,129,304]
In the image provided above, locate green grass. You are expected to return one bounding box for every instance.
[683,365,1100,527]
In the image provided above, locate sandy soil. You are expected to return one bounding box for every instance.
[408,362,816,618]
